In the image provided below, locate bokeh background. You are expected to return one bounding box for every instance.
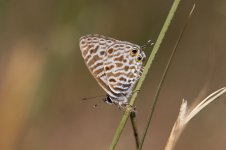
[1,0,226,150]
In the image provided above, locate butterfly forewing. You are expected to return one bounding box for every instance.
[79,34,146,106]
[79,35,117,98]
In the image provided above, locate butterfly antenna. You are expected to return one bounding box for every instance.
[82,95,105,101]
[93,100,103,108]
[141,39,154,50]
[82,95,105,109]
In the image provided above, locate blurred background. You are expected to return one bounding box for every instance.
[0,0,226,150]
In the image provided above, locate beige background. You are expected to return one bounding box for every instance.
[0,0,226,150]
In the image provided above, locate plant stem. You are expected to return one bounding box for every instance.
[139,4,196,150]
[109,109,131,150]
[130,112,140,149]
[109,0,181,149]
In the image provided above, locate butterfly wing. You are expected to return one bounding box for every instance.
[79,34,119,98]
[103,41,145,103]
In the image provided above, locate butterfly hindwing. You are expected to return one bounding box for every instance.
[103,41,145,103]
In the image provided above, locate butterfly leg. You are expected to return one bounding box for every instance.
[132,89,141,94]
[118,102,136,112]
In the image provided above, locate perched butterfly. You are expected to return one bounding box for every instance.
[79,34,147,108]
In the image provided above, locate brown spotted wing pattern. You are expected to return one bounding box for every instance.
[79,34,146,107]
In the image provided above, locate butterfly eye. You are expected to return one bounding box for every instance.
[136,56,143,62]
[130,48,138,56]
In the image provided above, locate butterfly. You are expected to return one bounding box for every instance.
[79,34,147,108]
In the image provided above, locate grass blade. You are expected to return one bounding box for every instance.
[109,0,182,149]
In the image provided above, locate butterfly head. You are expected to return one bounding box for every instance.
[104,95,128,106]
[104,95,113,104]
[130,47,146,63]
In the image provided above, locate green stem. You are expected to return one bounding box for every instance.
[109,0,181,149]
[130,112,140,149]
[139,4,196,150]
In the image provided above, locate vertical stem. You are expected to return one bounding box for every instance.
[109,0,181,149]
[109,109,131,150]
[138,4,196,150]
[130,112,140,149]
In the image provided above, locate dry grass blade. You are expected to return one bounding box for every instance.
[165,87,226,150]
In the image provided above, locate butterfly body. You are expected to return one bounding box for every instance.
[79,34,146,107]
